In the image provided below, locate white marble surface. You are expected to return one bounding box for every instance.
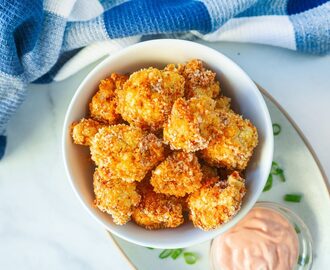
[0,41,329,269]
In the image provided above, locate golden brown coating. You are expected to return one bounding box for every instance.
[200,162,218,181]
[163,96,222,152]
[93,167,141,225]
[200,110,258,170]
[116,67,185,131]
[132,181,184,229]
[150,151,202,197]
[166,59,220,99]
[215,96,231,111]
[90,124,165,182]
[71,118,104,146]
[89,74,127,124]
[110,73,129,90]
[187,171,246,231]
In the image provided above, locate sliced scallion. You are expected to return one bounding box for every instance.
[159,249,173,259]
[284,194,302,203]
[263,174,273,192]
[171,248,183,259]
[273,123,281,136]
[298,255,310,266]
[183,252,197,265]
[294,223,301,234]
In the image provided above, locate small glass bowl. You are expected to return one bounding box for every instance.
[210,201,313,270]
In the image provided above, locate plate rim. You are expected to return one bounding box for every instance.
[107,83,329,270]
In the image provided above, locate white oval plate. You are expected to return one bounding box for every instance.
[108,86,330,270]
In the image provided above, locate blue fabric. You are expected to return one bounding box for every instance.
[0,135,6,159]
[287,0,329,14]
[0,0,329,159]
[103,0,211,37]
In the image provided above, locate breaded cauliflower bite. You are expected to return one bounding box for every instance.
[150,151,202,197]
[89,73,127,124]
[164,96,222,152]
[215,96,231,111]
[188,171,246,231]
[200,110,258,170]
[116,67,185,131]
[71,118,104,146]
[132,181,184,229]
[93,167,141,225]
[178,59,220,99]
[90,124,165,182]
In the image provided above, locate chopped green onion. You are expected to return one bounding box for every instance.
[294,224,301,234]
[171,248,183,259]
[272,123,281,136]
[278,170,286,182]
[271,161,280,174]
[298,255,310,266]
[184,252,198,265]
[270,162,286,182]
[159,249,173,259]
[147,247,154,250]
[284,194,302,203]
[263,174,273,192]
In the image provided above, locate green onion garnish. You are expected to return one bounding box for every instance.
[271,161,280,174]
[171,248,183,259]
[147,247,154,250]
[272,123,281,136]
[298,255,310,266]
[183,252,197,265]
[294,224,301,234]
[263,174,273,192]
[159,249,173,259]
[284,194,302,203]
[270,162,286,182]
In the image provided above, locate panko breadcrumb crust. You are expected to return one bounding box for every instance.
[132,181,184,230]
[116,68,185,131]
[71,60,258,231]
[163,96,222,152]
[188,171,246,231]
[200,110,258,171]
[166,59,220,99]
[150,151,202,197]
[90,124,165,182]
[71,118,104,146]
[93,167,141,225]
[89,75,125,124]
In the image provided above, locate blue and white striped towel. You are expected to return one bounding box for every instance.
[0,0,329,159]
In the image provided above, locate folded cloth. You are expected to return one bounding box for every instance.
[0,0,329,159]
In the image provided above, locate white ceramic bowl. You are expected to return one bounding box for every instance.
[62,39,274,249]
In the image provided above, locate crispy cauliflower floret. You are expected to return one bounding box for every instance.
[150,151,202,197]
[200,110,258,170]
[90,124,165,182]
[110,73,129,90]
[132,181,184,229]
[89,74,127,124]
[187,171,246,231]
[164,96,222,152]
[169,59,220,99]
[215,96,231,111]
[71,118,104,146]
[93,167,141,225]
[116,67,185,131]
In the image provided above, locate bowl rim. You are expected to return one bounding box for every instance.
[62,39,274,248]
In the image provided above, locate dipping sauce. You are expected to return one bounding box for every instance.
[211,207,299,270]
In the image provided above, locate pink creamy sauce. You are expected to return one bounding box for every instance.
[211,207,299,270]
